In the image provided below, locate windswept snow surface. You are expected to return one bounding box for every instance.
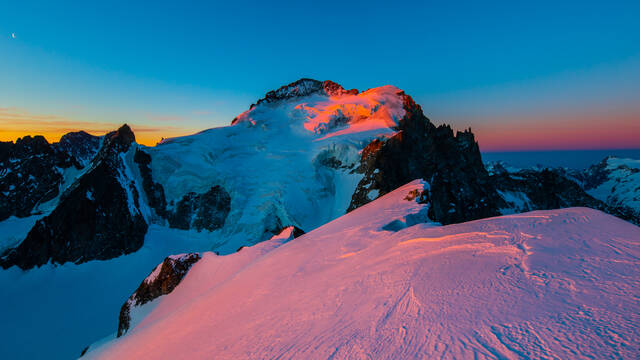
[146,85,405,252]
[87,180,640,359]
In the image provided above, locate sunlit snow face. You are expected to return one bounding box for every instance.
[297,86,406,140]
[233,85,406,141]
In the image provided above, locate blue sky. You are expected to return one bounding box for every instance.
[1,0,639,149]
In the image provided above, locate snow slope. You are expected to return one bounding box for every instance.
[0,215,42,253]
[86,180,640,359]
[145,84,405,252]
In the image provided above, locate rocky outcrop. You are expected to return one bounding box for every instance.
[0,135,80,221]
[117,253,201,337]
[54,131,101,166]
[286,225,305,238]
[491,166,604,210]
[134,149,167,218]
[348,93,502,225]
[0,125,148,270]
[167,185,231,232]
[133,148,232,232]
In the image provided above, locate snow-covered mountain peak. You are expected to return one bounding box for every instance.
[145,82,417,250]
[233,80,405,140]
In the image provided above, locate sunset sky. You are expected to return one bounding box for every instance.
[1,0,639,150]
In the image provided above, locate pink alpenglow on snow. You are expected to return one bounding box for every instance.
[232,84,406,141]
[84,180,640,359]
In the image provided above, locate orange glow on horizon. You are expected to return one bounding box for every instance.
[0,128,198,147]
[2,108,639,151]
[0,108,201,146]
[467,110,640,152]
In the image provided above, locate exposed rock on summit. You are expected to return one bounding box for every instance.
[252,78,358,108]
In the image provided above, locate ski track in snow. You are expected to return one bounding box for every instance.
[85,181,640,360]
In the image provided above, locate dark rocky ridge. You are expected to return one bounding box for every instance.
[0,135,84,222]
[491,166,604,210]
[117,253,201,337]
[488,161,640,225]
[55,131,102,166]
[0,125,148,270]
[134,148,168,218]
[348,92,502,225]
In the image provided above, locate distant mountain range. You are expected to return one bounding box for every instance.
[1,79,638,359]
[486,157,640,225]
